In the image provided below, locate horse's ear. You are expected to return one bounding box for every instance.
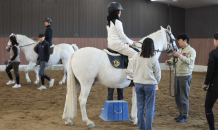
[160,26,164,30]
[167,25,171,33]
[9,33,14,37]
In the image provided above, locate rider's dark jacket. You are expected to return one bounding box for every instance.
[205,47,218,85]
[44,25,53,46]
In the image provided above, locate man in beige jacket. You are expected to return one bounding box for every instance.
[165,33,196,123]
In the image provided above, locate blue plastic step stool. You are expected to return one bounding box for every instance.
[100,100,130,121]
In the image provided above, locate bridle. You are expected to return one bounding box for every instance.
[156,31,178,56]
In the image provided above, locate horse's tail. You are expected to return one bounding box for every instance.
[64,53,77,119]
[71,44,79,52]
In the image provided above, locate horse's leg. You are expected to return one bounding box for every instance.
[79,82,95,128]
[59,59,67,85]
[25,61,37,84]
[131,86,138,125]
[33,65,39,85]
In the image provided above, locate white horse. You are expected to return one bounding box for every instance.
[6,34,79,85]
[62,26,177,127]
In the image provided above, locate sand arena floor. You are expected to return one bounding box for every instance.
[0,70,217,130]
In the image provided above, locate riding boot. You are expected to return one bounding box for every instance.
[117,88,123,100]
[108,88,114,100]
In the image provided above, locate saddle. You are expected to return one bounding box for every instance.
[34,43,54,55]
[104,47,139,69]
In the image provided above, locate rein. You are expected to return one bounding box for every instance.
[165,31,178,97]
[19,42,38,48]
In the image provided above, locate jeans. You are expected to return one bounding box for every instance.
[135,83,156,130]
[39,61,50,85]
[39,61,48,76]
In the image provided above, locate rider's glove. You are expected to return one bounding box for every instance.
[202,84,208,91]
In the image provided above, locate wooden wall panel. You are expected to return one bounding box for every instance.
[0,0,185,38]
[0,38,212,66]
[185,5,218,38]
[190,38,214,66]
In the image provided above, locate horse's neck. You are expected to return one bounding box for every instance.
[18,36,38,58]
[20,43,35,53]
[140,31,166,59]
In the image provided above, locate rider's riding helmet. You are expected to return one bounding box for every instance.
[44,18,52,23]
[108,2,124,13]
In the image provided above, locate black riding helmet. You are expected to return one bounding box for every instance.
[44,18,52,23]
[108,2,124,13]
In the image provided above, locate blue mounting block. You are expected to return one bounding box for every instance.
[100,100,130,121]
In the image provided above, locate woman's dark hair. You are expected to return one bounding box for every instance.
[107,10,120,27]
[214,32,218,40]
[10,36,19,46]
[177,33,190,44]
[140,38,155,58]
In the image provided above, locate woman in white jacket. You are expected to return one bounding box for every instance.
[107,2,137,80]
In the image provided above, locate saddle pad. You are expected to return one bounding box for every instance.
[34,44,54,55]
[107,54,128,69]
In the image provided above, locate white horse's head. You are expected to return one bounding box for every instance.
[162,25,179,56]
[6,33,36,51]
[6,33,16,52]
[134,25,178,58]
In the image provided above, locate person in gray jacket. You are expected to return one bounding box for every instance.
[133,38,161,130]
[5,35,21,88]
[165,33,196,122]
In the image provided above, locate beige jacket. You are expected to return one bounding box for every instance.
[169,45,196,77]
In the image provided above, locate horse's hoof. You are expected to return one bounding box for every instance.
[130,117,137,125]
[132,119,137,125]
[67,121,73,126]
[33,82,38,85]
[27,81,31,84]
[87,121,95,128]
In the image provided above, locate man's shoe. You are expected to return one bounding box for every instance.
[38,85,47,90]
[49,79,55,87]
[174,114,182,120]
[12,84,21,88]
[6,80,15,85]
[176,116,187,122]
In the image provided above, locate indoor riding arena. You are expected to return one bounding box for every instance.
[0,0,218,130]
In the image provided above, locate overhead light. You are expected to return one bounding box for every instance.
[151,0,178,1]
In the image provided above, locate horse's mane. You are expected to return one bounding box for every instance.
[16,34,36,44]
[138,29,166,43]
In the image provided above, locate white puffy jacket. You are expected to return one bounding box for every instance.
[107,19,133,45]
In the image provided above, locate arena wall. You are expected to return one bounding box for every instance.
[0,0,217,66]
